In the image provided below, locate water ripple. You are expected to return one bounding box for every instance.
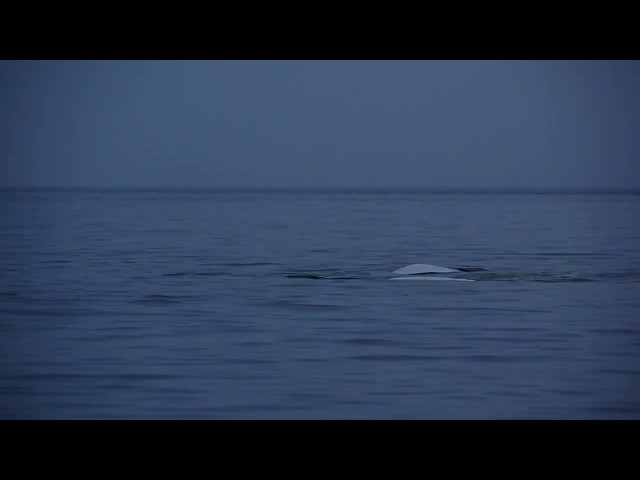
[347,354,440,362]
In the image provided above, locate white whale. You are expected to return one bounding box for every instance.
[390,263,476,282]
[392,263,460,275]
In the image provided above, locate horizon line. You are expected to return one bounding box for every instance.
[2,185,640,194]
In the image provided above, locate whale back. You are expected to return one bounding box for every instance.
[391,263,459,275]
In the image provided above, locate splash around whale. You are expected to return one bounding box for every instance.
[389,263,483,281]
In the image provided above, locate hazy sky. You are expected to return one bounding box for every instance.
[1,60,639,189]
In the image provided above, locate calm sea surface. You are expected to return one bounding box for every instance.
[1,189,639,419]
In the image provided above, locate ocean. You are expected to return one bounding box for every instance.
[1,188,639,419]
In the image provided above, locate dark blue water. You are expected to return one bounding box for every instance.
[1,189,639,419]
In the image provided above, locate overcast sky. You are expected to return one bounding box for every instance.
[1,60,638,189]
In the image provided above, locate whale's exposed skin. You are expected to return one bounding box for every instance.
[391,264,460,275]
[390,263,478,281]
